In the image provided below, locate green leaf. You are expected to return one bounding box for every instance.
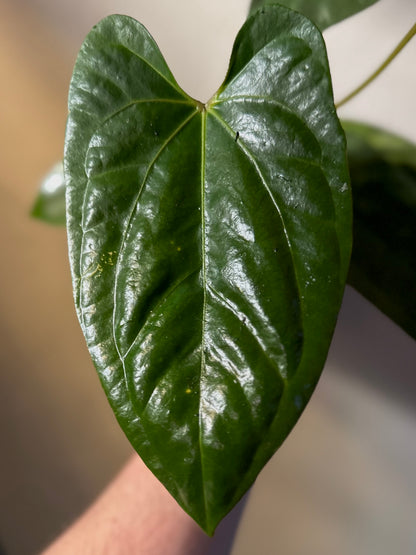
[31,162,66,225]
[65,6,351,534]
[344,120,416,339]
[249,0,380,31]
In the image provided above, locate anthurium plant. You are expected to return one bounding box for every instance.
[33,0,416,535]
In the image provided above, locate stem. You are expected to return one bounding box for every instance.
[336,23,416,109]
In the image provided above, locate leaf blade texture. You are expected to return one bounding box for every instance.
[65,6,351,533]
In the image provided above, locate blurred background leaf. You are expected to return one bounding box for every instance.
[344,120,416,339]
[31,161,66,226]
[248,0,380,31]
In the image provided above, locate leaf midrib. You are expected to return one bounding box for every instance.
[199,108,209,529]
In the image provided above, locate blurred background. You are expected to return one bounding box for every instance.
[0,0,415,553]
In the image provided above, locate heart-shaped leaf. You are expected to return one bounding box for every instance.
[65,6,351,533]
[249,0,380,31]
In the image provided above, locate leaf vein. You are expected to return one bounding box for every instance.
[207,284,288,384]
[101,98,195,125]
[114,43,186,98]
[112,109,199,364]
[208,109,305,362]
[85,163,142,183]
[212,96,323,169]
[122,267,200,360]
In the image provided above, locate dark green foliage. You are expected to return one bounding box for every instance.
[64,6,351,532]
[249,0,380,31]
[345,121,416,339]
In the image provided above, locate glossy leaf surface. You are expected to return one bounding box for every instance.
[249,0,380,31]
[37,122,416,341]
[32,162,66,225]
[65,6,351,533]
[344,120,416,339]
